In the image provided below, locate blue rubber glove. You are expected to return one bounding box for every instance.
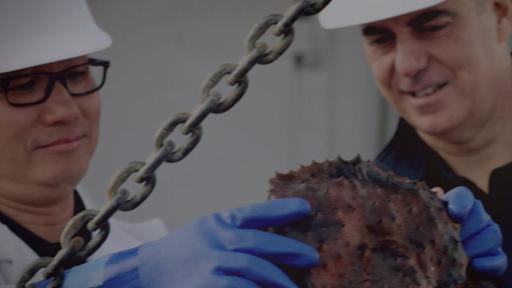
[38,198,318,288]
[442,186,508,277]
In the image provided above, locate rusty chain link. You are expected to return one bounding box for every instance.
[16,0,331,286]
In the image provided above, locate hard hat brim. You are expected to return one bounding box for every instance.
[319,0,446,29]
[0,30,111,74]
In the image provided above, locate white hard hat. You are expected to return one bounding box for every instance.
[319,0,445,29]
[0,0,112,73]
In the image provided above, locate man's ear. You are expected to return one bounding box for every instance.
[492,0,512,42]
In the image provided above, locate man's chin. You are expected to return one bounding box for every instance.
[408,115,462,138]
[34,165,88,190]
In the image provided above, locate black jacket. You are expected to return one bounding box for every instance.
[376,119,512,287]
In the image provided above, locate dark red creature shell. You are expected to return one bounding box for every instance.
[268,157,493,288]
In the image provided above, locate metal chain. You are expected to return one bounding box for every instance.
[16,0,331,286]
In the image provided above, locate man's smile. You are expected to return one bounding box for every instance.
[400,82,449,98]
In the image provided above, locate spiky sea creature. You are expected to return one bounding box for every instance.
[268,157,492,288]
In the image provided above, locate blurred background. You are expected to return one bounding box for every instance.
[82,0,398,230]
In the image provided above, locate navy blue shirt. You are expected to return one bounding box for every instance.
[376,119,512,287]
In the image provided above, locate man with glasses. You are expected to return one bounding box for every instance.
[1,0,508,287]
[1,1,317,287]
[0,1,170,286]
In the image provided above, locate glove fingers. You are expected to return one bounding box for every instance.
[442,186,474,222]
[216,251,298,288]
[460,200,492,240]
[218,198,311,229]
[224,229,319,267]
[470,248,508,277]
[463,222,502,258]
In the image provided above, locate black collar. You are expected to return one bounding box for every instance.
[375,118,504,203]
[0,191,89,268]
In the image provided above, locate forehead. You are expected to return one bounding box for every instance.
[0,56,88,78]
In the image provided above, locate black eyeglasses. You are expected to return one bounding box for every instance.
[0,58,110,107]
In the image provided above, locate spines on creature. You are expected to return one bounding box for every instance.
[268,157,491,288]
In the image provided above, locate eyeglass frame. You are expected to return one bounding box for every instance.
[0,58,110,107]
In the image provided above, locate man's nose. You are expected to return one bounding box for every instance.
[40,81,81,125]
[394,39,428,79]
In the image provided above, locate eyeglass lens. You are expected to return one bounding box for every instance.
[2,63,105,106]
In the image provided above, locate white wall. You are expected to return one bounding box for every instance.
[82,0,398,230]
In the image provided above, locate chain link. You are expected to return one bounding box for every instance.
[297,0,331,16]
[44,238,84,278]
[60,210,110,259]
[155,113,203,162]
[107,161,157,211]
[200,63,249,113]
[244,14,295,65]
[275,0,310,35]
[228,43,267,85]
[16,258,52,288]
[16,0,331,286]
[87,189,129,231]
